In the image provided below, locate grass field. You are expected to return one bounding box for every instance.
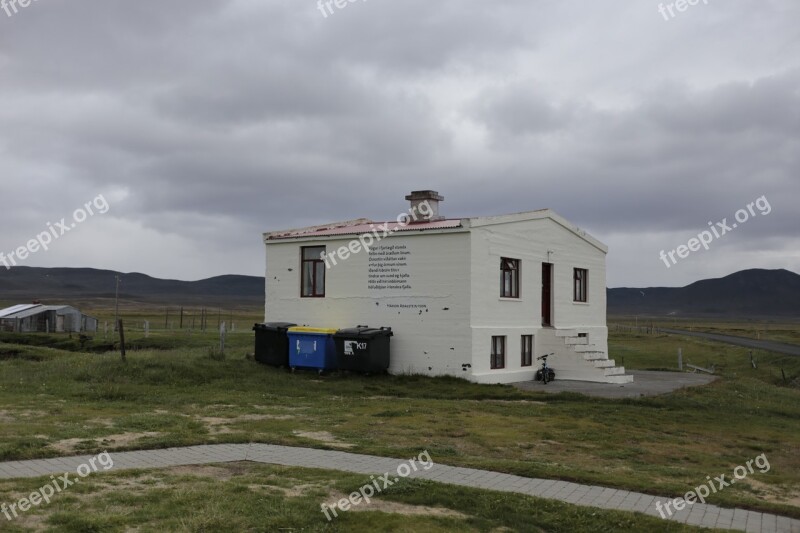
[610,316,800,345]
[0,310,798,531]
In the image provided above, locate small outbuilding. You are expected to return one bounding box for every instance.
[263,191,633,385]
[0,304,98,333]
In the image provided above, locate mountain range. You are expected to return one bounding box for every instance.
[607,268,800,318]
[0,267,798,318]
[0,267,263,306]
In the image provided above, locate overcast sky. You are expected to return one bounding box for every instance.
[0,0,797,288]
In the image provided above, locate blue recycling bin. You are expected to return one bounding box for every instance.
[287,327,338,372]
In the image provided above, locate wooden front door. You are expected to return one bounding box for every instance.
[542,263,553,326]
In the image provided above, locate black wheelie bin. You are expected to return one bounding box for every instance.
[253,322,296,367]
[334,326,393,374]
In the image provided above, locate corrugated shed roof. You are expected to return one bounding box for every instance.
[0,304,41,318]
[0,305,79,320]
[266,219,464,240]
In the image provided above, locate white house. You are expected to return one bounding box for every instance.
[263,191,632,384]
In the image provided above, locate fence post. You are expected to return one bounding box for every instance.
[118,319,127,363]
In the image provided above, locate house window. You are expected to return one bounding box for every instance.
[500,258,520,298]
[301,246,326,297]
[574,268,588,302]
[491,336,506,369]
[521,335,533,367]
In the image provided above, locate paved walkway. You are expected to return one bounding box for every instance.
[0,444,797,532]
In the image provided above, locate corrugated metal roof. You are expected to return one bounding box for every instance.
[1,307,52,320]
[267,219,463,240]
[0,304,41,319]
[0,305,79,320]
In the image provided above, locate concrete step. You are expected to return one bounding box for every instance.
[583,353,607,362]
[604,366,627,377]
[573,345,602,353]
[605,374,635,384]
[593,359,616,369]
[564,337,589,346]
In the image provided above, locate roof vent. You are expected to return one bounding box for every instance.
[405,190,444,223]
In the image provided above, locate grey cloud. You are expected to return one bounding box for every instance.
[0,0,797,286]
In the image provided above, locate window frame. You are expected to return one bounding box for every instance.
[521,335,533,367]
[491,336,506,369]
[574,268,588,303]
[500,257,520,299]
[301,246,326,298]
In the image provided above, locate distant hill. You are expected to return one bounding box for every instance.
[0,267,264,305]
[608,269,800,318]
[2,266,797,318]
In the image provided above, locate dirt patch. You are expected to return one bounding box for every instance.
[198,414,295,435]
[0,409,48,421]
[249,482,324,497]
[50,432,162,454]
[166,462,254,481]
[91,474,167,494]
[326,491,468,518]
[2,509,48,531]
[745,479,800,507]
[293,430,354,449]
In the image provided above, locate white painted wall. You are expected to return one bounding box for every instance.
[467,215,609,384]
[265,230,474,376]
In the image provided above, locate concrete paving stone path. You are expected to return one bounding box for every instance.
[0,444,797,532]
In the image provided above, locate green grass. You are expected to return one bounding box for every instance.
[0,462,707,532]
[0,321,798,526]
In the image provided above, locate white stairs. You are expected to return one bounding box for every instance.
[548,329,634,384]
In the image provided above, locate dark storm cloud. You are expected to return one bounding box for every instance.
[0,0,797,285]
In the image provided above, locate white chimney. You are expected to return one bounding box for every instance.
[405,190,444,223]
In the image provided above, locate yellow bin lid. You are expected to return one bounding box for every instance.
[288,327,338,334]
